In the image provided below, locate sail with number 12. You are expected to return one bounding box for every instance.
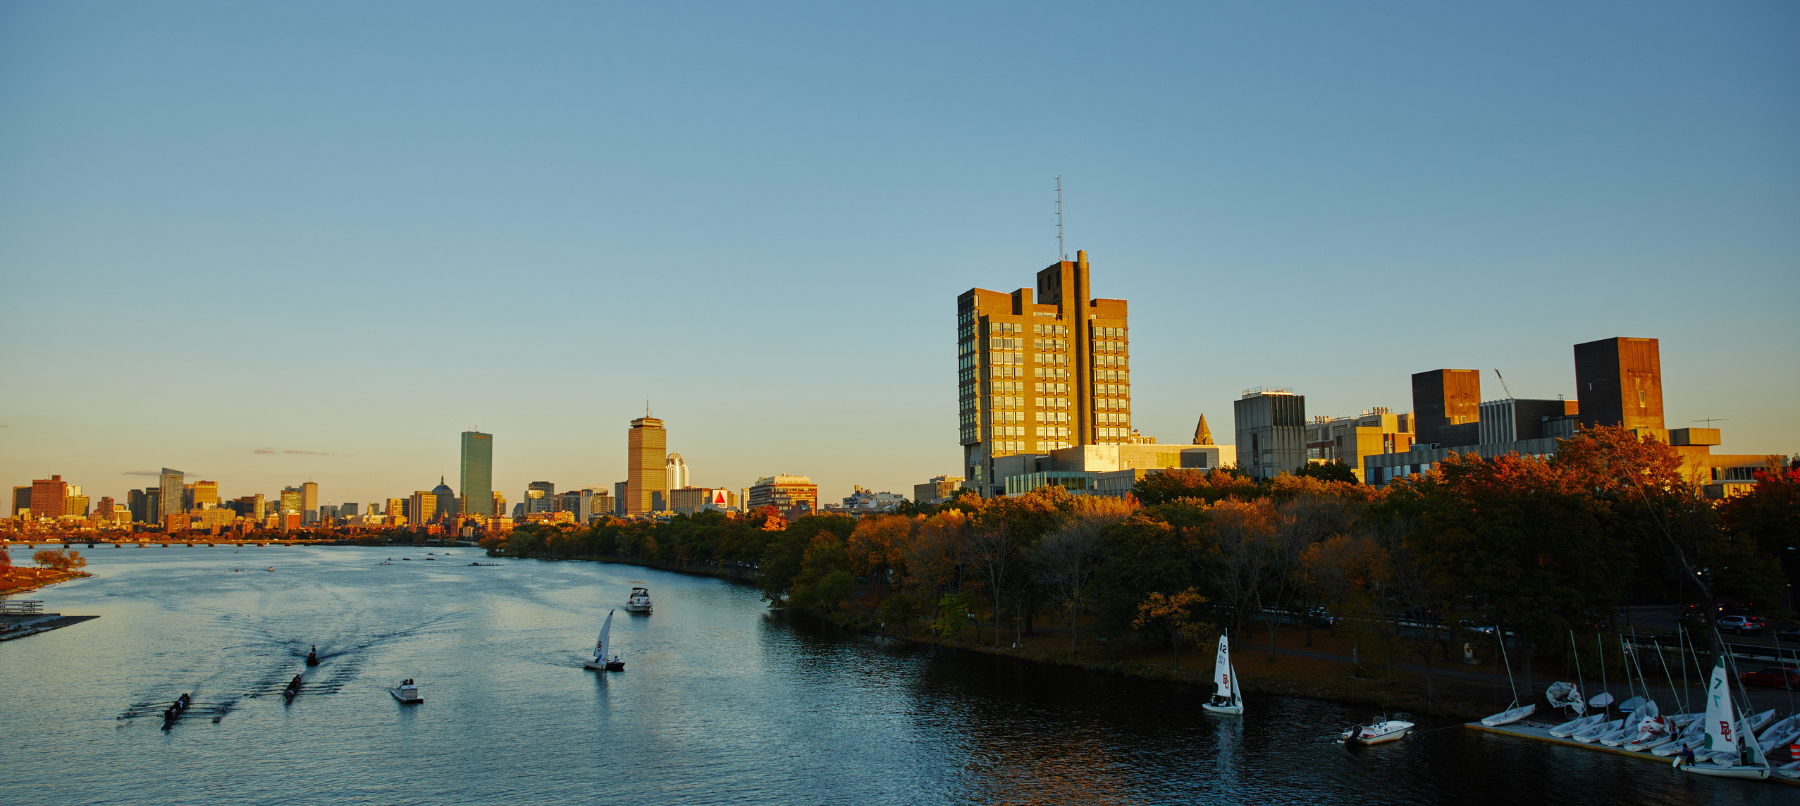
[1202,633,1243,716]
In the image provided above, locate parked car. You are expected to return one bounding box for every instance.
[1777,626,1800,643]
[1738,666,1800,690]
[1718,615,1767,635]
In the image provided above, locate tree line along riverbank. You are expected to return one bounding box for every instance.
[488,426,1796,715]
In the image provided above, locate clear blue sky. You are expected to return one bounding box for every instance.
[2,1,1796,508]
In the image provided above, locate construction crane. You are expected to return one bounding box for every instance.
[1494,369,1515,400]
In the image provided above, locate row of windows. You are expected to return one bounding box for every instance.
[1097,427,1130,439]
[989,380,1026,394]
[1096,383,1126,396]
[1095,398,1127,411]
[1098,413,1129,425]
[1035,367,1069,379]
[1036,426,1072,438]
[1094,369,1128,382]
[989,395,1025,410]
[1035,353,1069,366]
[992,425,1026,437]
[992,366,1026,380]
[989,350,1025,365]
[1036,382,1069,395]
[990,322,1026,336]
[1094,354,1126,367]
[1037,411,1071,423]
[1094,340,1126,353]
[988,337,1025,349]
[1035,397,1070,409]
[1032,324,1069,336]
[992,411,1025,423]
[1033,338,1068,352]
[1092,326,1126,339]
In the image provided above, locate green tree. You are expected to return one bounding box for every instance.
[789,531,855,612]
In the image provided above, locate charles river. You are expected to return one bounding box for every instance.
[0,546,1784,806]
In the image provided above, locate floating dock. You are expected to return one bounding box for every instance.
[1466,720,1800,787]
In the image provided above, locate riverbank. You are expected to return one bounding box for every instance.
[0,567,91,596]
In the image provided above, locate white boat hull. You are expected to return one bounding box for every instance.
[390,687,422,704]
[1549,714,1605,738]
[1677,761,1770,780]
[1201,703,1243,716]
[1481,704,1536,727]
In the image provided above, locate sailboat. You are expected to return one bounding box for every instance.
[1676,655,1771,780]
[1479,629,1536,726]
[1201,633,1243,716]
[583,609,625,672]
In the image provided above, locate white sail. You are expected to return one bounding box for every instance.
[1228,663,1243,711]
[1702,655,1737,759]
[594,609,615,663]
[1212,634,1232,700]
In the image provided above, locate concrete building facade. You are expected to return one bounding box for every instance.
[913,475,965,507]
[957,250,1130,497]
[747,475,818,520]
[1304,408,1414,482]
[1234,390,1305,480]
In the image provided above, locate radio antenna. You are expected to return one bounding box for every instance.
[1056,176,1066,262]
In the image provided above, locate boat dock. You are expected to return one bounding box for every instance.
[0,601,98,642]
[1466,720,1800,787]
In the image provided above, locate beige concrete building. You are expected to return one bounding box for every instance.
[627,416,667,516]
[913,475,965,506]
[1304,408,1414,482]
[747,475,817,520]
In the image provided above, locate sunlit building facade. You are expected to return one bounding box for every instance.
[627,417,667,516]
[461,431,494,517]
[957,250,1130,497]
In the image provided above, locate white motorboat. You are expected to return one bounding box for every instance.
[1201,633,1243,716]
[1480,703,1536,727]
[1676,656,1771,780]
[583,609,625,672]
[1339,719,1413,745]
[626,587,653,614]
[390,680,422,704]
[1549,713,1606,738]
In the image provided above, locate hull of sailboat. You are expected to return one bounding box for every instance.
[1201,703,1243,716]
[1480,704,1535,727]
[1677,762,1770,780]
[1549,714,1605,738]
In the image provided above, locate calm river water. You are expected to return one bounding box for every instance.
[0,545,1787,805]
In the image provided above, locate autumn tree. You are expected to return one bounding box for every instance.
[1029,495,1136,651]
[1132,468,1257,506]
[1133,587,1211,669]
[33,547,86,573]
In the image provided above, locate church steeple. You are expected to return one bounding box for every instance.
[1193,414,1214,445]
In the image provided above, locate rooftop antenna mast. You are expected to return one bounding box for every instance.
[1691,417,1729,427]
[1494,369,1515,400]
[1056,176,1066,262]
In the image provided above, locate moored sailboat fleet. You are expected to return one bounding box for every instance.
[1475,627,1800,786]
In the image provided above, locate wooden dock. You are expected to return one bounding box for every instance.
[1466,720,1800,787]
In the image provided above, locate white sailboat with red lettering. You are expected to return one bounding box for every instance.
[1676,655,1770,780]
[1201,633,1243,716]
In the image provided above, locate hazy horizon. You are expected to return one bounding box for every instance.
[3,2,1796,507]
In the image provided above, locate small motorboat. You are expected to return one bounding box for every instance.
[1339,718,1414,745]
[283,674,302,701]
[305,646,320,666]
[583,610,626,672]
[627,587,653,614]
[391,679,423,704]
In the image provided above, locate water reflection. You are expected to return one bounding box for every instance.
[0,546,1789,806]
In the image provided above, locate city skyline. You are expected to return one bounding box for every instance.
[2,3,1796,506]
